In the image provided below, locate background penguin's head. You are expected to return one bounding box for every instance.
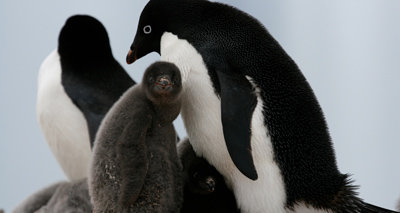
[58,15,112,61]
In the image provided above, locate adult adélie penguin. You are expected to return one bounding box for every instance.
[37,15,135,181]
[126,0,398,212]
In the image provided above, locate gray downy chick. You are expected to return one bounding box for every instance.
[13,179,92,213]
[89,61,184,212]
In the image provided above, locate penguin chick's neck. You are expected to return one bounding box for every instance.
[145,90,181,123]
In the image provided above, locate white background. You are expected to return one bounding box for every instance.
[1,0,399,212]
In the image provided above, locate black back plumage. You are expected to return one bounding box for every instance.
[58,15,135,147]
[128,1,398,212]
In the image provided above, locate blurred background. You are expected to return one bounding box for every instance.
[1,0,399,212]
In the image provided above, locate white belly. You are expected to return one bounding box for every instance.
[161,32,291,212]
[36,49,91,181]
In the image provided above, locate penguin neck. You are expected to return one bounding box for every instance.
[58,47,118,81]
[57,42,114,70]
[160,32,204,86]
[59,53,114,70]
[143,86,181,124]
[151,100,181,124]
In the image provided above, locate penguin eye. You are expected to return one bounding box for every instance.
[143,25,152,34]
[173,78,178,84]
[149,77,154,84]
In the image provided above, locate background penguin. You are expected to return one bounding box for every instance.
[178,138,239,213]
[12,179,92,213]
[89,61,183,212]
[40,179,92,213]
[12,182,64,213]
[37,15,135,181]
[126,0,398,212]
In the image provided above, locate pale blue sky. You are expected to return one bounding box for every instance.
[1,1,399,212]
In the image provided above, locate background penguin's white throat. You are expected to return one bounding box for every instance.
[160,32,288,212]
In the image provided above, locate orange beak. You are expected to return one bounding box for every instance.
[126,49,137,64]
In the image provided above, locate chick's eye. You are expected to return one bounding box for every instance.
[143,25,152,34]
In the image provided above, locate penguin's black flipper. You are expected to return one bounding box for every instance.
[359,202,399,213]
[82,110,105,147]
[216,70,258,180]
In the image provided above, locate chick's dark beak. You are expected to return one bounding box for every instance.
[203,176,216,193]
[126,49,137,64]
[156,76,172,89]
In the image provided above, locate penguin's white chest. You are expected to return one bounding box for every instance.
[37,49,91,181]
[160,32,291,212]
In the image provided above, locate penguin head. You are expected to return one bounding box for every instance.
[126,0,203,64]
[58,15,112,62]
[126,1,167,63]
[187,158,222,195]
[142,61,182,103]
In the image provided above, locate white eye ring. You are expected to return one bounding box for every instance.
[143,25,152,34]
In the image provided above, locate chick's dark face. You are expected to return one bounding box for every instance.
[127,2,166,64]
[187,159,220,195]
[143,62,182,100]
